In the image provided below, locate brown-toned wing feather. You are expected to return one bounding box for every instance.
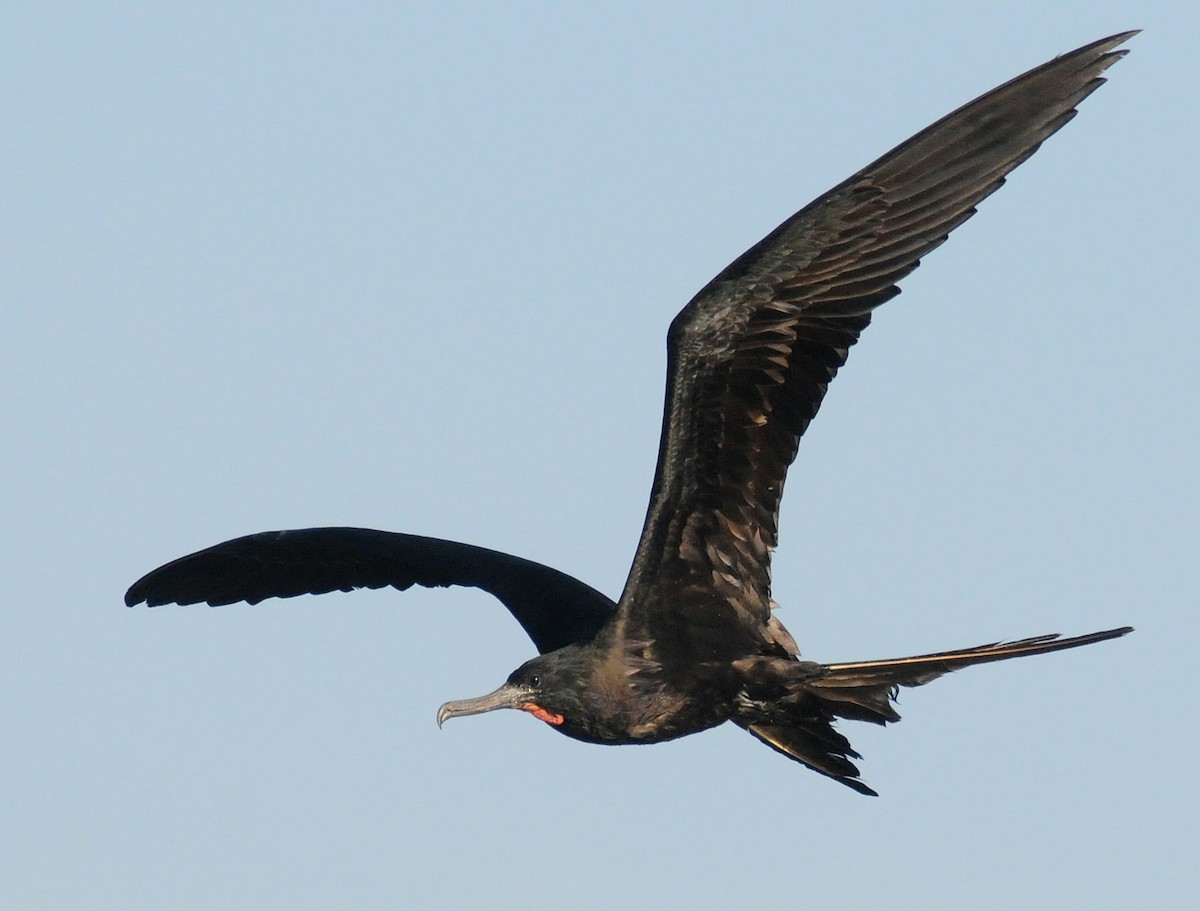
[619,33,1134,637]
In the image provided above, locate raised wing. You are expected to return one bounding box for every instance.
[620,33,1135,634]
[125,527,615,654]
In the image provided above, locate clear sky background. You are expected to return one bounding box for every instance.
[5,3,1196,909]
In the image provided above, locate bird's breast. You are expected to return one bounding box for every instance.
[562,652,736,745]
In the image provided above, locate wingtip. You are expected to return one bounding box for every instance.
[125,577,175,608]
[1053,30,1138,73]
[1086,30,1140,53]
[1088,625,1134,641]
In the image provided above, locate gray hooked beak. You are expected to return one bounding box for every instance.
[437,682,531,727]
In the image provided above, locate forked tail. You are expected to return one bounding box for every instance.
[741,626,1131,795]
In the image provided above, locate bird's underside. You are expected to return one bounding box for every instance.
[126,33,1136,795]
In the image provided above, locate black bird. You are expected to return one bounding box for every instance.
[127,34,1135,795]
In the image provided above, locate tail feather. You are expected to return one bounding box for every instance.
[819,626,1132,688]
[741,721,878,797]
[741,626,1131,795]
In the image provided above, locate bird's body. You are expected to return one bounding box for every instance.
[128,34,1135,795]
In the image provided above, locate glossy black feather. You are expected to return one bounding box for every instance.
[125,528,614,654]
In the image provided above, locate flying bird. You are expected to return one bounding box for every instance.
[127,33,1135,795]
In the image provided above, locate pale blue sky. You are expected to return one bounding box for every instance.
[5,3,1196,909]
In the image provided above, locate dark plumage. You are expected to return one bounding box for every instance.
[127,34,1135,795]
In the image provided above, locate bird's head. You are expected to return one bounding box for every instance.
[436,647,590,732]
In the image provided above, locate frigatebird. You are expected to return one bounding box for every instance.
[127,33,1135,795]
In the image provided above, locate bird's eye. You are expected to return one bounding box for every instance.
[528,674,541,688]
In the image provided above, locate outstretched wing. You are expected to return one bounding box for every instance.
[125,527,615,654]
[620,33,1135,635]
